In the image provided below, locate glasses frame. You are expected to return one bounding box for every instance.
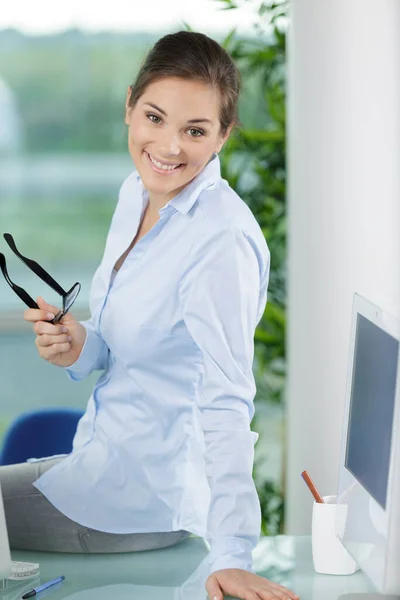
[0,233,81,324]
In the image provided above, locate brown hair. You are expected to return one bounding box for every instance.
[127,31,241,135]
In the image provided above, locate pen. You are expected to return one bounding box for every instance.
[22,576,65,599]
[301,469,325,503]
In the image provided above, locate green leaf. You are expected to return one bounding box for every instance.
[214,0,238,7]
[181,21,193,32]
[241,129,284,142]
[221,27,237,50]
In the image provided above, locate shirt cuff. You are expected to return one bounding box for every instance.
[65,324,107,381]
[207,536,256,575]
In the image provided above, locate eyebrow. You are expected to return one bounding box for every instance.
[144,103,213,125]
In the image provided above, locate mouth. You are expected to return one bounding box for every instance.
[145,151,185,175]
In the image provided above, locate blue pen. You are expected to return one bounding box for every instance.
[22,576,65,599]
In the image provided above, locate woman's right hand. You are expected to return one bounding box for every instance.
[24,296,87,368]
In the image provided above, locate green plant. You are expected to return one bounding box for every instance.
[216,0,288,534]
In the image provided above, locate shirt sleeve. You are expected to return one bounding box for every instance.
[64,317,109,382]
[179,225,270,575]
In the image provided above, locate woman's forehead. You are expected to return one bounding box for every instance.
[139,78,221,117]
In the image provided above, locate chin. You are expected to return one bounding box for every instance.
[143,180,176,199]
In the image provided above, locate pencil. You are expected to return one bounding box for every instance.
[301,470,325,503]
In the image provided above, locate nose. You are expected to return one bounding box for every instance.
[157,129,181,157]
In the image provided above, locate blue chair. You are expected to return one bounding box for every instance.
[0,408,84,465]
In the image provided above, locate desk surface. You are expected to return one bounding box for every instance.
[1,535,375,600]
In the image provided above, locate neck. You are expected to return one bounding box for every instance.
[147,193,171,215]
[147,182,187,214]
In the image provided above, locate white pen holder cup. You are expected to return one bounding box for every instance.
[311,495,359,575]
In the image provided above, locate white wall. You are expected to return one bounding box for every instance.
[285,0,400,534]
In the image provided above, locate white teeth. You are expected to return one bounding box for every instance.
[148,153,180,171]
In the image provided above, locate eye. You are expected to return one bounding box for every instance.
[147,113,162,124]
[188,128,205,138]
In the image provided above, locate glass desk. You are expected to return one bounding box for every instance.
[0,535,377,600]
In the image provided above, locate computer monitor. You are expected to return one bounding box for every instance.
[336,293,400,597]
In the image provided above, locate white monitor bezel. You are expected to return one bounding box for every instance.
[336,293,400,594]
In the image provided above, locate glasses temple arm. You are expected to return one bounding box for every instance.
[0,254,39,309]
[3,233,67,297]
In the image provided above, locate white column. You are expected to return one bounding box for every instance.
[285,0,400,533]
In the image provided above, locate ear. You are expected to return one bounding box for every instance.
[215,123,234,153]
[125,86,132,125]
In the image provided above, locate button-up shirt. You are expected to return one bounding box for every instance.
[33,153,270,574]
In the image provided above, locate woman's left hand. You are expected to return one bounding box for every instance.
[205,568,300,600]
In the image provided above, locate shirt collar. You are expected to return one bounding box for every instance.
[135,152,221,216]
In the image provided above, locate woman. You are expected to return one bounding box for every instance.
[15,31,298,600]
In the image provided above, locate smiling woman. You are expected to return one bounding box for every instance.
[124,31,239,211]
[2,30,299,600]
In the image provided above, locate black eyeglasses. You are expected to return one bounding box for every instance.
[0,233,81,324]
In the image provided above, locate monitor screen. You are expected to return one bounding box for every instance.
[345,313,399,509]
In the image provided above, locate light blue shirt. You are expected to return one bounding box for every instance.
[33,153,270,574]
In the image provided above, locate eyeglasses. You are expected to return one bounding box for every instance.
[0,233,81,324]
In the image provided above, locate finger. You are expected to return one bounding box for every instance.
[36,296,60,316]
[259,585,298,600]
[257,589,284,600]
[205,575,223,600]
[245,592,262,600]
[34,321,68,336]
[36,334,71,348]
[269,581,299,600]
[24,308,56,323]
[40,342,71,360]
